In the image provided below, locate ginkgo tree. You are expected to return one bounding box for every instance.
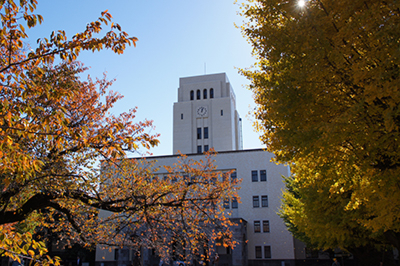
[240,0,400,255]
[0,0,238,265]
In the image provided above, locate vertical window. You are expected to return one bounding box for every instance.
[255,246,262,259]
[114,249,119,261]
[263,220,270,233]
[181,113,183,120]
[231,197,238,209]
[224,199,230,209]
[197,128,202,139]
[196,89,201,100]
[253,196,260,208]
[204,127,208,139]
[261,195,268,207]
[252,170,258,182]
[204,145,209,152]
[260,170,267,181]
[220,110,223,116]
[254,221,261,233]
[197,145,202,154]
[210,88,214,98]
[264,246,271,258]
[190,90,194,100]
[203,89,207,99]
[231,171,237,183]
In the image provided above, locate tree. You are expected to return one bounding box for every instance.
[240,0,400,252]
[0,0,238,264]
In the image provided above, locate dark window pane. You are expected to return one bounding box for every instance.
[260,170,267,181]
[203,89,207,99]
[196,89,201,100]
[262,195,268,207]
[232,197,238,209]
[231,171,237,183]
[197,145,202,154]
[204,145,209,152]
[197,128,202,139]
[254,221,261,233]
[181,113,183,120]
[252,170,258,182]
[210,88,214,98]
[264,246,271,258]
[224,199,230,209]
[255,246,262,259]
[190,90,194,100]
[253,196,260,208]
[204,127,208,139]
[263,220,270,233]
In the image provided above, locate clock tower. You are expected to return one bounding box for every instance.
[173,73,243,154]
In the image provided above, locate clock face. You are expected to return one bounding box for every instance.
[197,106,208,117]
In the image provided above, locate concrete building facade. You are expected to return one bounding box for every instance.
[95,73,297,266]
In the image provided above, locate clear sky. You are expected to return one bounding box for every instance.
[27,0,263,156]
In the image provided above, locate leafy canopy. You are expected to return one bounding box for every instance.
[240,0,400,251]
[0,0,238,265]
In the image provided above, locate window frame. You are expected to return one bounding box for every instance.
[261,195,268,207]
[197,145,202,154]
[252,170,258,182]
[204,127,208,139]
[196,89,201,100]
[203,88,207,99]
[253,196,260,208]
[263,220,270,233]
[255,246,262,259]
[254,220,261,233]
[231,197,238,209]
[264,246,271,259]
[197,127,202,139]
[260,170,267,182]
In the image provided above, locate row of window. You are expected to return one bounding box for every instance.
[224,195,268,209]
[254,220,270,233]
[252,170,267,182]
[190,88,214,100]
[253,195,268,208]
[197,145,209,153]
[224,197,238,209]
[197,127,209,139]
[255,246,271,259]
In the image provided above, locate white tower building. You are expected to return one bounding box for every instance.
[96,73,300,266]
[173,73,243,154]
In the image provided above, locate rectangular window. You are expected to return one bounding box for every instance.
[254,221,261,233]
[181,113,183,120]
[197,145,202,154]
[253,196,260,208]
[204,127,208,139]
[221,110,223,116]
[260,170,267,181]
[263,220,270,233]
[264,246,271,259]
[197,127,202,139]
[231,171,237,183]
[204,145,209,152]
[252,170,258,182]
[114,249,119,261]
[261,195,268,207]
[224,199,230,209]
[231,197,238,209]
[255,246,262,259]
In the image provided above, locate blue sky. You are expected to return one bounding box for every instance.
[27,0,262,156]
